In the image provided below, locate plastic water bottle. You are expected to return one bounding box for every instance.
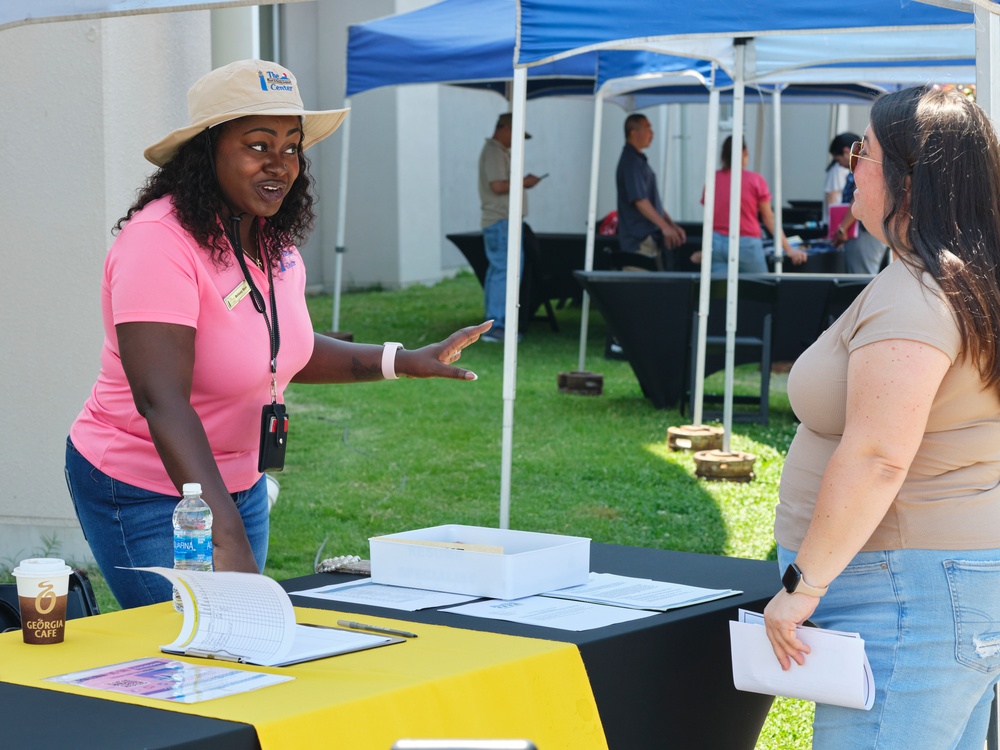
[172,482,213,612]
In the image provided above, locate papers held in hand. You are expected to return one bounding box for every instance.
[133,567,405,667]
[729,609,874,710]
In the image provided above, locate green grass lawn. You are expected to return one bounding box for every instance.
[11,271,815,748]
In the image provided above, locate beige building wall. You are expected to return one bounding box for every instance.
[1,13,210,564]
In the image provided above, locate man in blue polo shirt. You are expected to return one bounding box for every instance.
[615,114,686,270]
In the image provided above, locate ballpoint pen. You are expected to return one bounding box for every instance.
[336,619,419,638]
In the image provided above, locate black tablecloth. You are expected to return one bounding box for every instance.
[446,231,618,328]
[576,271,874,410]
[284,544,779,750]
[0,683,260,750]
[0,545,779,750]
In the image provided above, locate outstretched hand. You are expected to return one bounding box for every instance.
[394,321,493,381]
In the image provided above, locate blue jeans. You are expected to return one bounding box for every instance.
[711,233,768,275]
[777,544,1000,749]
[64,437,269,609]
[483,219,523,331]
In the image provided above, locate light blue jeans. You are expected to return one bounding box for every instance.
[711,233,768,275]
[482,219,522,331]
[777,544,1000,749]
[64,437,269,609]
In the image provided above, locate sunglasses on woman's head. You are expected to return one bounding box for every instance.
[849,140,882,174]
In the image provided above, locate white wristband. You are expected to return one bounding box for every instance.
[381,342,403,380]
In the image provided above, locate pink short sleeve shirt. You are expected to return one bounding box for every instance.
[70,196,315,494]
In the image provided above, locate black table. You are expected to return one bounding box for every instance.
[0,682,260,750]
[0,546,778,750]
[283,544,778,750]
[446,230,618,331]
[575,271,874,410]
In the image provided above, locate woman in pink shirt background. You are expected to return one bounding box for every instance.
[693,136,807,274]
[65,60,489,608]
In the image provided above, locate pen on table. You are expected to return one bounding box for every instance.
[185,648,246,663]
[337,619,419,638]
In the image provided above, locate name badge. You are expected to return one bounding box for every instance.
[224,280,252,310]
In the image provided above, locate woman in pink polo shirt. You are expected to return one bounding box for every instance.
[65,60,489,608]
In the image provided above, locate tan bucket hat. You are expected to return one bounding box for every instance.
[144,59,349,167]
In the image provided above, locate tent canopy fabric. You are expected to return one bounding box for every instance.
[595,52,907,104]
[514,0,974,68]
[918,0,1000,11]
[347,0,599,98]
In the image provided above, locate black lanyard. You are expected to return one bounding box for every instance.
[227,215,281,403]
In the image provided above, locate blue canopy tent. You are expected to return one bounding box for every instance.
[333,0,604,336]
[346,6,876,525]
[346,0,598,100]
[510,0,975,455]
[514,1,972,67]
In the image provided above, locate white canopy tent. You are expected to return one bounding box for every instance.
[577,48,975,426]
[509,0,975,464]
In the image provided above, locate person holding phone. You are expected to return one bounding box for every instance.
[477,112,543,343]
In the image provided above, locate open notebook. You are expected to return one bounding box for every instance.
[132,567,404,666]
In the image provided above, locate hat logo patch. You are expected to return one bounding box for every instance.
[258,69,294,93]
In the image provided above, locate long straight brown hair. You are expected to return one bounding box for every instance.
[872,86,1000,395]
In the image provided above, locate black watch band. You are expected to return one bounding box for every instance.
[782,563,829,597]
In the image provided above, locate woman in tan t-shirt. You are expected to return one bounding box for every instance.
[763,86,1000,748]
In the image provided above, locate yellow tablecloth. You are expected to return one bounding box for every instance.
[0,604,607,749]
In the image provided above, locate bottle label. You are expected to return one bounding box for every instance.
[174,532,213,564]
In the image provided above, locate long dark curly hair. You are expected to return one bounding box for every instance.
[113,120,315,270]
[871,85,1000,395]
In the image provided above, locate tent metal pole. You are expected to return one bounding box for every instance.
[723,40,749,454]
[499,67,528,530]
[976,4,1000,127]
[772,86,785,275]
[578,91,605,371]
[753,104,764,173]
[331,96,352,332]
[659,104,671,206]
[694,87,721,427]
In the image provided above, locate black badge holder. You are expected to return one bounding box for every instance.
[258,400,288,471]
[228,216,288,472]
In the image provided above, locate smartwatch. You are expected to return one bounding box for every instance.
[782,563,829,597]
[381,342,403,380]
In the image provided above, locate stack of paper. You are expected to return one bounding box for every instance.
[729,609,874,710]
[440,573,741,631]
[544,572,741,611]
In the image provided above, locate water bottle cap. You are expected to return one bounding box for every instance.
[182,482,202,495]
